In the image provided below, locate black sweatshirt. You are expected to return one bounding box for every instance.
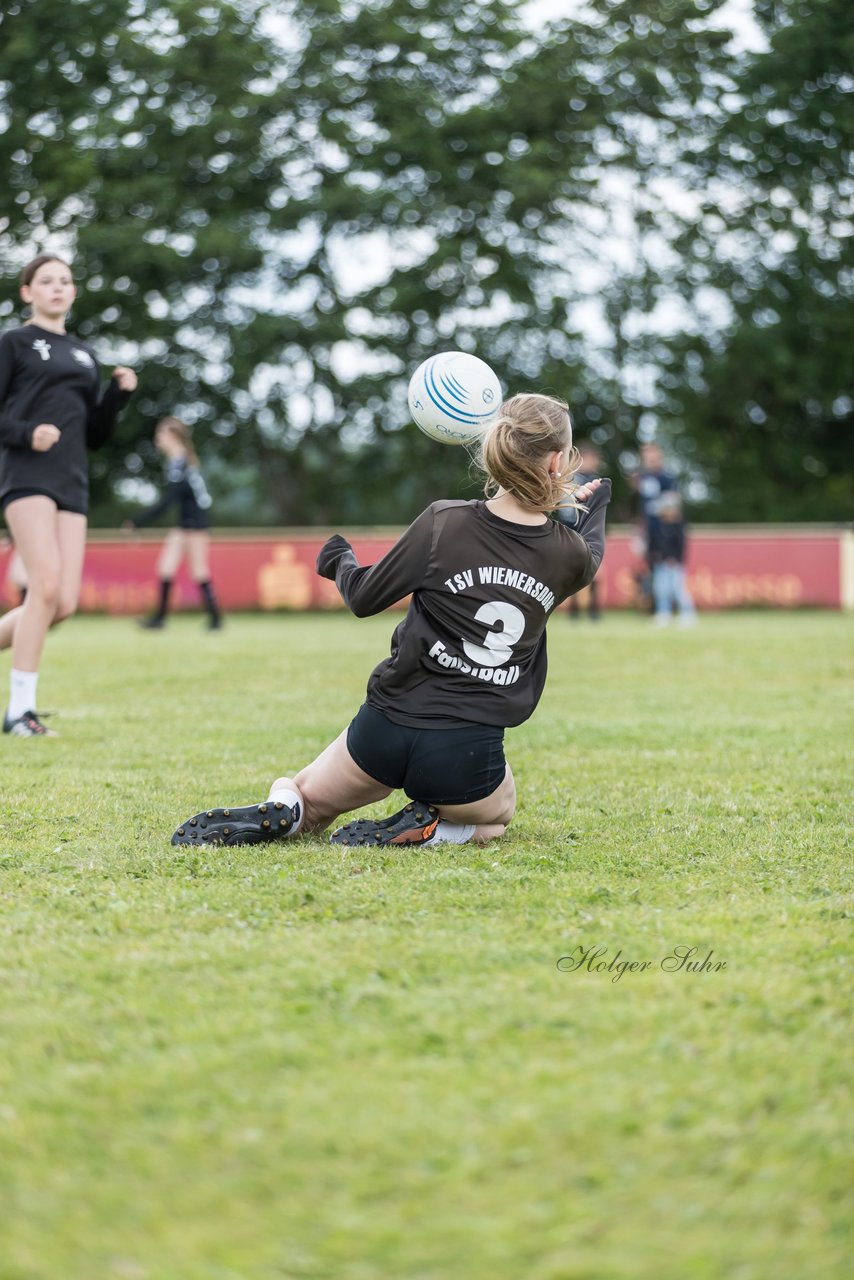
[0,324,133,512]
[130,456,212,531]
[648,520,687,565]
[317,481,611,729]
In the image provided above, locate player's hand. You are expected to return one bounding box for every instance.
[316,533,353,579]
[572,476,603,504]
[113,366,138,393]
[31,424,61,452]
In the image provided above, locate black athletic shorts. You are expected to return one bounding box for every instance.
[1,488,88,516]
[346,703,506,806]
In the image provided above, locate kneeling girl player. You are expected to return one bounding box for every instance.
[172,393,610,848]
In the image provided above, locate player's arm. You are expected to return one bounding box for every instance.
[572,478,612,586]
[87,369,135,449]
[0,336,38,448]
[128,481,184,529]
[316,506,435,617]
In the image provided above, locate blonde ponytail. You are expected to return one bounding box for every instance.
[478,394,580,514]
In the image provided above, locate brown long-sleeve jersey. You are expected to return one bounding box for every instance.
[317,483,611,729]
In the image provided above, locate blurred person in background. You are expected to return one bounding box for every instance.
[648,490,696,627]
[0,254,137,736]
[126,416,222,631]
[630,441,679,614]
[554,438,604,622]
[628,520,653,615]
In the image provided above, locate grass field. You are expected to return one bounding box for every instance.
[0,609,851,1280]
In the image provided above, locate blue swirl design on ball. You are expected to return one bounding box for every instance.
[424,358,497,427]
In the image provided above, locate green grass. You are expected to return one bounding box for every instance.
[0,610,851,1280]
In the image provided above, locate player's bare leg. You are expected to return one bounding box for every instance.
[287,729,394,831]
[1,500,85,736]
[186,530,222,629]
[157,529,186,580]
[140,530,185,629]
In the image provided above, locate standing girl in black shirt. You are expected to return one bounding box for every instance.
[0,255,137,736]
[127,416,222,630]
[173,392,610,849]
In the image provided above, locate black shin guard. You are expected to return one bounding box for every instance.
[155,578,172,621]
[198,580,222,626]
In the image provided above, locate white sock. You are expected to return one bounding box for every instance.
[9,669,38,720]
[424,820,476,846]
[268,784,305,835]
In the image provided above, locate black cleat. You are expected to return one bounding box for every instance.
[3,709,56,737]
[171,799,300,847]
[139,615,166,630]
[330,800,439,848]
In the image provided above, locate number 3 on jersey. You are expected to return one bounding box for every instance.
[462,600,526,667]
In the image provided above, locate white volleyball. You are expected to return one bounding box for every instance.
[407,351,502,445]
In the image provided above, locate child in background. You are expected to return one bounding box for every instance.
[128,416,222,631]
[648,491,696,627]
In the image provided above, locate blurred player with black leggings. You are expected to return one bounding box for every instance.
[127,416,222,631]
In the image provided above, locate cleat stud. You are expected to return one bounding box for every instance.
[274,801,284,810]
[177,828,185,836]
[262,820,270,829]
[223,828,230,836]
[207,812,214,818]
[279,819,288,828]
[259,804,268,813]
[223,809,230,817]
[190,819,197,826]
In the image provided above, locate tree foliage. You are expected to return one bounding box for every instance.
[663,0,854,519]
[0,0,849,524]
[0,0,285,520]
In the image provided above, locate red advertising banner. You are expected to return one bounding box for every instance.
[1,526,851,613]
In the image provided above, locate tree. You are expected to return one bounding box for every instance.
[663,0,854,520]
[0,0,286,521]
[248,0,735,522]
[5,0,819,526]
